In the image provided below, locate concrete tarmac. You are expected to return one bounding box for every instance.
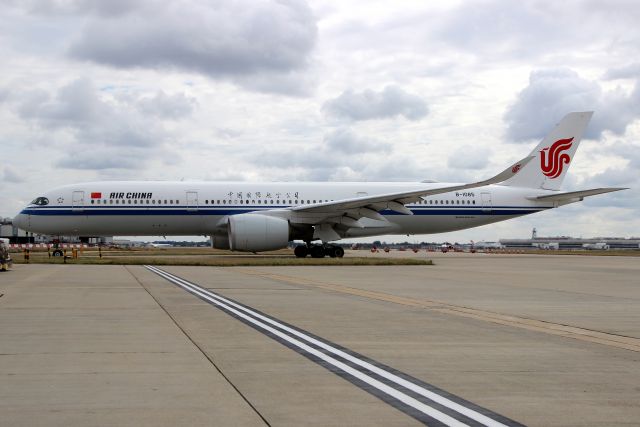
[1,254,639,426]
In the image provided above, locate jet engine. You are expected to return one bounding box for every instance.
[228,214,290,252]
[210,233,230,250]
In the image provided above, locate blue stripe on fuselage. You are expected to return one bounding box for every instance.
[21,206,546,216]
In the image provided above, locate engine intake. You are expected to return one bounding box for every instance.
[228,214,290,252]
[210,233,230,250]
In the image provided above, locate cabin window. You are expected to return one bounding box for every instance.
[473,200,476,204]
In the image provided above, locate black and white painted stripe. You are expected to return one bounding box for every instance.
[145,265,523,427]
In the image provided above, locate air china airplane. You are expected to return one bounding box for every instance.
[13,112,626,258]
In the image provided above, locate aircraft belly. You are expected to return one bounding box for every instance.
[28,214,218,236]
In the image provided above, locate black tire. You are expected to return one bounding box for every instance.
[327,246,337,258]
[310,245,325,258]
[334,246,344,258]
[52,250,63,257]
[294,245,308,258]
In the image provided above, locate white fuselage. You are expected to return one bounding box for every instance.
[14,181,553,238]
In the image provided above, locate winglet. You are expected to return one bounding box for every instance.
[479,155,535,186]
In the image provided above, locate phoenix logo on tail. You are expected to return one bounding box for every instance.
[540,137,573,179]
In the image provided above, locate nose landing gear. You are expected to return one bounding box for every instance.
[294,243,344,258]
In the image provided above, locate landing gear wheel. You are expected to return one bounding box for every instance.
[333,246,344,258]
[327,246,337,258]
[294,245,308,258]
[310,245,325,258]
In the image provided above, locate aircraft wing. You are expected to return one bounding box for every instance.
[530,187,627,202]
[284,155,534,230]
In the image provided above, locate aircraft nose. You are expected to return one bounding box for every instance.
[13,213,27,230]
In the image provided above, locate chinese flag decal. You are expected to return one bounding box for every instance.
[91,192,102,199]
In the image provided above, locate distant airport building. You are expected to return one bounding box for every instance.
[500,228,640,250]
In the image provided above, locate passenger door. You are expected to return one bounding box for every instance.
[72,191,84,212]
[186,191,198,212]
[480,192,492,213]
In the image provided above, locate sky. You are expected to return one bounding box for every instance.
[1,0,639,243]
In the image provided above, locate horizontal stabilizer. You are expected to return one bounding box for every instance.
[530,187,627,202]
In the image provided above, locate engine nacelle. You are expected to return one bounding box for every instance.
[228,214,290,252]
[210,234,230,250]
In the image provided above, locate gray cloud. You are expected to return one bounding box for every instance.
[6,0,143,17]
[18,78,103,126]
[437,1,640,61]
[504,68,640,142]
[2,166,25,183]
[447,145,491,170]
[55,151,140,170]
[67,0,317,95]
[323,85,428,122]
[323,128,390,154]
[604,63,640,80]
[136,91,196,119]
[250,127,390,179]
[11,78,194,169]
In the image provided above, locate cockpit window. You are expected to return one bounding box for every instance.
[30,197,49,206]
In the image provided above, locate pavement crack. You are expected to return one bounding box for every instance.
[125,265,271,427]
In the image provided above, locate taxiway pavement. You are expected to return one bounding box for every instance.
[1,254,638,426]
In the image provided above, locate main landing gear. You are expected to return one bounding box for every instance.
[294,243,345,258]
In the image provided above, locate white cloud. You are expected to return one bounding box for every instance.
[2,165,25,183]
[504,69,640,141]
[7,78,195,170]
[447,145,491,170]
[323,85,428,122]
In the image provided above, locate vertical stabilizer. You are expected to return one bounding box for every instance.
[502,111,593,190]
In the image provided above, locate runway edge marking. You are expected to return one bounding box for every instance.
[144,265,524,427]
[233,269,640,353]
